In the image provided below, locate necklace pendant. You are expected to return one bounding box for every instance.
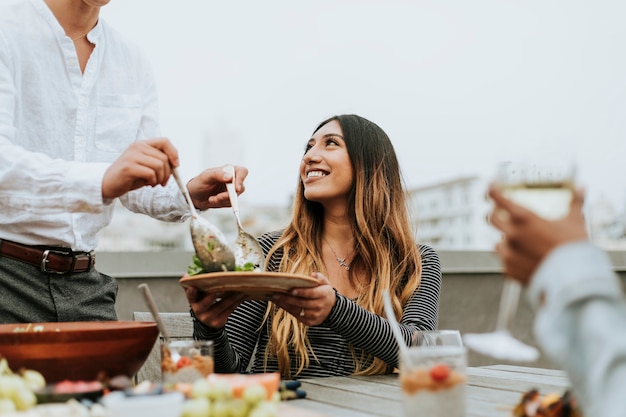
[336,257,350,271]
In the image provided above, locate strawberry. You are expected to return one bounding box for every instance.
[429,364,451,382]
[176,356,193,369]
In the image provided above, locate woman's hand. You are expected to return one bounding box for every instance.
[271,272,337,326]
[185,284,246,329]
[187,165,248,210]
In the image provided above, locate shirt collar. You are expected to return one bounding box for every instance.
[29,0,103,44]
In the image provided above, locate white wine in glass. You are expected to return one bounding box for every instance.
[500,168,574,221]
[463,161,575,362]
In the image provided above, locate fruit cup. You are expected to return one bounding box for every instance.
[161,340,214,385]
[399,345,467,417]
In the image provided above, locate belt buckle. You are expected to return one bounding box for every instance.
[40,249,71,274]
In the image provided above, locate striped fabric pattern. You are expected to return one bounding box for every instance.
[194,230,442,377]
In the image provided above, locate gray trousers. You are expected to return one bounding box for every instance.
[0,255,118,324]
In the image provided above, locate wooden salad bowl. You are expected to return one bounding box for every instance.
[0,321,158,383]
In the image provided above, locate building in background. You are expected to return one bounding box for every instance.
[96,202,189,252]
[98,175,626,252]
[410,175,626,251]
[97,202,290,252]
[588,195,626,250]
[408,176,500,250]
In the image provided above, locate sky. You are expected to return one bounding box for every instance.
[102,1,626,209]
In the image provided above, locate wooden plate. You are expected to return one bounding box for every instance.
[180,272,318,299]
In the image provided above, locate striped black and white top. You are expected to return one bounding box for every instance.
[193,230,441,378]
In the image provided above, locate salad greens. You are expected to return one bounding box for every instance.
[186,256,256,276]
[235,262,256,272]
[187,254,205,276]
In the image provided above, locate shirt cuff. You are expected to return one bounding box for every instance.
[63,162,110,212]
[528,241,620,311]
[321,289,347,328]
[173,185,192,220]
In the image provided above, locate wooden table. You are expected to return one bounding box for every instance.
[281,365,571,417]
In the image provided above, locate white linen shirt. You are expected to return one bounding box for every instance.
[0,0,188,251]
[528,241,626,417]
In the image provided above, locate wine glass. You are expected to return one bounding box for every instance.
[463,160,576,362]
[411,330,464,347]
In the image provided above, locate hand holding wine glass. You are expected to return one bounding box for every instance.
[463,160,576,362]
[489,184,587,285]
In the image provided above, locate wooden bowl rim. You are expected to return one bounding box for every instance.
[0,321,158,342]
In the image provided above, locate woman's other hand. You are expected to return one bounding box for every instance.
[271,272,337,326]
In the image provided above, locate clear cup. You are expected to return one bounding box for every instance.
[161,340,214,384]
[400,345,467,417]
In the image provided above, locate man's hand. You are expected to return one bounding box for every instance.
[102,138,179,200]
[187,165,249,210]
[488,184,588,284]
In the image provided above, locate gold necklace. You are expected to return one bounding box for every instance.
[323,238,351,271]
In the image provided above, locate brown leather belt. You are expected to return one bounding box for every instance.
[0,239,95,274]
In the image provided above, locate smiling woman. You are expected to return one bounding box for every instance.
[186,114,442,379]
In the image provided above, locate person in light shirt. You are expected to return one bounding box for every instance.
[488,184,626,417]
[0,0,248,323]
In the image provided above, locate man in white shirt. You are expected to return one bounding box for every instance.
[488,185,626,417]
[0,0,248,323]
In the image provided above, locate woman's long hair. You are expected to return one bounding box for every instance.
[263,114,422,377]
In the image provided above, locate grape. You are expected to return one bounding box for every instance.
[209,380,233,401]
[230,398,249,417]
[181,397,211,417]
[0,358,44,413]
[190,378,212,399]
[0,359,10,376]
[212,400,232,417]
[12,388,36,411]
[0,375,23,399]
[248,401,279,417]
[243,383,266,405]
[20,369,46,391]
[0,398,16,413]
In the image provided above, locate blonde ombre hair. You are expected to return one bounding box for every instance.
[263,115,421,378]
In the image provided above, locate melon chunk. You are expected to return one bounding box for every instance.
[206,373,280,401]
